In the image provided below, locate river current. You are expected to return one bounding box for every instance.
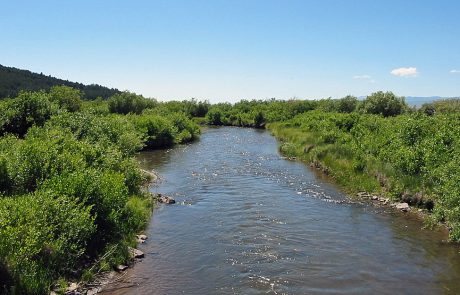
[102,127,460,295]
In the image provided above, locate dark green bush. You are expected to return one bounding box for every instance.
[108,92,157,115]
[133,114,175,148]
[0,88,202,293]
[0,91,54,137]
[337,95,358,113]
[360,91,408,117]
[49,85,83,112]
[0,191,95,294]
[206,108,224,125]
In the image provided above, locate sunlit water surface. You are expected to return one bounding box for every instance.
[101,127,460,295]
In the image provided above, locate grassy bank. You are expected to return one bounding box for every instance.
[0,87,200,294]
[201,93,460,241]
[268,110,460,240]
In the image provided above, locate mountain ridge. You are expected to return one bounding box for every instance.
[0,64,120,99]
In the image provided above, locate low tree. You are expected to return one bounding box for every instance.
[337,95,358,113]
[108,92,157,114]
[49,85,83,112]
[360,91,407,117]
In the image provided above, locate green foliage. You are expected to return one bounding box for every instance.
[41,170,130,244]
[206,108,224,125]
[155,99,210,117]
[420,98,460,115]
[124,195,154,233]
[0,192,95,294]
[49,85,83,112]
[253,111,265,128]
[166,112,200,143]
[0,91,53,137]
[0,87,201,293]
[43,112,144,156]
[133,114,175,148]
[337,95,358,113]
[269,110,460,240]
[360,91,408,117]
[108,92,157,115]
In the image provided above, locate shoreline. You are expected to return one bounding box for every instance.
[274,130,452,242]
[57,169,161,295]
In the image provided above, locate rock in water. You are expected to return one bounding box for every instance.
[159,195,176,204]
[396,202,410,212]
[116,265,128,271]
[137,234,148,243]
[128,247,144,259]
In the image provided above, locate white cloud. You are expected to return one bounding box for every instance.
[353,75,375,83]
[390,67,418,77]
[450,69,460,74]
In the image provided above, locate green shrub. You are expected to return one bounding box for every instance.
[360,91,408,117]
[206,108,224,125]
[108,92,157,115]
[166,112,200,143]
[49,85,83,112]
[123,195,153,233]
[0,192,95,293]
[41,169,130,245]
[133,114,175,148]
[337,95,358,113]
[0,91,53,136]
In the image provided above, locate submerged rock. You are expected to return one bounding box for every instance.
[159,195,176,204]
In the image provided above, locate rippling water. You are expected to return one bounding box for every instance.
[102,127,460,295]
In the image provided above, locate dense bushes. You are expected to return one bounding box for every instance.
[107,92,157,115]
[359,91,408,117]
[269,110,460,240]
[0,91,54,137]
[420,98,460,115]
[49,85,83,112]
[0,88,201,293]
[0,192,95,293]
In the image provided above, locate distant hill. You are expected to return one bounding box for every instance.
[0,64,121,99]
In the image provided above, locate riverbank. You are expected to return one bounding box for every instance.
[0,88,201,294]
[52,170,169,295]
[267,111,460,240]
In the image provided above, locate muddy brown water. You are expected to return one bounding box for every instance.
[102,127,460,295]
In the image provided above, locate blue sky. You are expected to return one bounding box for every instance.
[1,0,459,102]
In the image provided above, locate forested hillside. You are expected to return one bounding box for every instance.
[0,64,120,99]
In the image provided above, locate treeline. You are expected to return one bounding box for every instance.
[0,64,121,100]
[0,87,200,294]
[204,91,408,127]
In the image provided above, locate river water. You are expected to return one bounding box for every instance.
[102,127,460,295]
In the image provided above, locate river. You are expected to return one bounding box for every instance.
[102,127,460,294]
